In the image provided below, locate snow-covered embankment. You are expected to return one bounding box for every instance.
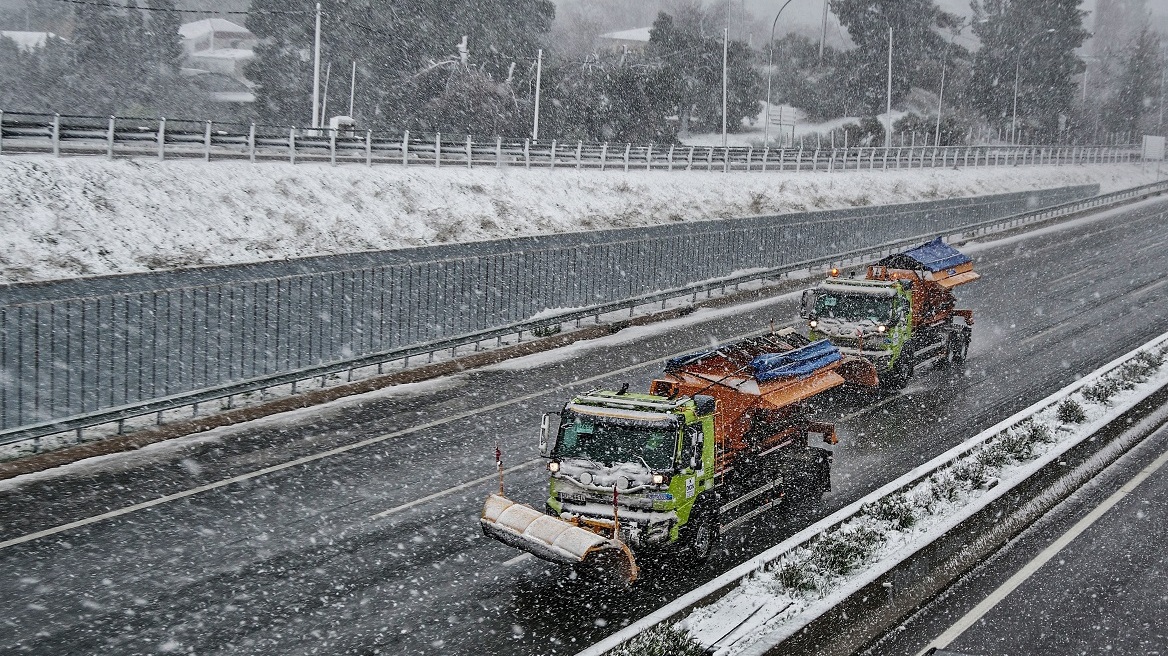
[0,155,1160,283]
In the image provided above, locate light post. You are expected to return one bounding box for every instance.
[1011,28,1056,144]
[886,26,893,148]
[764,0,799,145]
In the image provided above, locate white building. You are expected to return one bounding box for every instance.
[0,30,61,52]
[178,18,257,103]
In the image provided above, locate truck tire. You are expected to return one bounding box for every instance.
[680,506,719,563]
[951,331,971,364]
[882,345,913,389]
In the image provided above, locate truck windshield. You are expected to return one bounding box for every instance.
[554,413,677,470]
[815,293,893,322]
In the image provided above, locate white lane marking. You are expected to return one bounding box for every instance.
[369,459,542,520]
[917,445,1168,655]
[503,553,533,566]
[0,327,792,550]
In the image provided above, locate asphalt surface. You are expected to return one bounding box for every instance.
[1,197,1167,656]
[864,423,1168,656]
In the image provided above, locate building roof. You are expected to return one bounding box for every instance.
[179,18,253,39]
[188,48,255,61]
[598,27,652,43]
[1,31,60,52]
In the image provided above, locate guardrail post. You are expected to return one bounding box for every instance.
[402,130,410,166]
[623,142,631,172]
[0,109,4,154]
[524,138,531,168]
[668,144,675,171]
[157,116,166,160]
[745,146,752,172]
[796,145,803,172]
[706,147,713,171]
[686,146,694,170]
[51,113,60,157]
[367,130,373,166]
[828,148,835,172]
[435,132,442,168]
[645,143,652,171]
[106,115,115,159]
[761,147,768,172]
[465,134,472,168]
[722,147,729,173]
[813,149,820,171]
[575,141,582,169]
[882,146,889,170]
[204,121,212,161]
[496,136,502,167]
[600,142,608,170]
[249,123,256,163]
[550,139,557,169]
[289,127,296,164]
[330,127,337,166]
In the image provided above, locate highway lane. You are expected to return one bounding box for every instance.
[0,198,1166,655]
[862,423,1168,656]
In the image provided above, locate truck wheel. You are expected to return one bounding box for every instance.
[882,346,913,389]
[681,508,719,563]
[952,332,971,364]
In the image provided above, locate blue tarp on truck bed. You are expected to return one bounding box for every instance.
[750,339,841,382]
[893,237,971,272]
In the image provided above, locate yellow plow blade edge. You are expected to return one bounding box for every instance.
[480,494,638,583]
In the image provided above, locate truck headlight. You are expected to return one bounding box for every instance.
[652,473,669,485]
[877,324,886,333]
[809,320,818,329]
[548,461,560,473]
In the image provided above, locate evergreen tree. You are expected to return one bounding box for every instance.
[1104,28,1162,138]
[648,10,761,136]
[969,0,1089,142]
[829,0,962,115]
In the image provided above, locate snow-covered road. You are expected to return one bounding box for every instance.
[0,196,1166,655]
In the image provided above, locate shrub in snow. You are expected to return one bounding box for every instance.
[1056,398,1087,424]
[773,558,817,593]
[812,521,885,577]
[611,623,706,656]
[952,457,989,488]
[863,492,916,530]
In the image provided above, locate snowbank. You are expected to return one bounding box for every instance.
[0,155,1159,283]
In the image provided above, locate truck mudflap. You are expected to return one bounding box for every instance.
[480,494,639,583]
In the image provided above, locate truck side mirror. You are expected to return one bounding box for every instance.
[538,412,560,457]
[799,289,816,318]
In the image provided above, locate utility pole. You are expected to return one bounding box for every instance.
[722,28,728,148]
[532,49,543,140]
[1011,60,1020,144]
[885,26,892,148]
[311,2,322,129]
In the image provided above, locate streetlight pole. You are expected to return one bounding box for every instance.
[886,26,893,148]
[1011,28,1055,144]
[764,0,799,145]
[311,2,322,129]
[722,28,728,148]
[532,48,543,140]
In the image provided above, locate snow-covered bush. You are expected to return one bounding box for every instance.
[610,623,705,656]
[1056,398,1087,424]
[864,492,916,530]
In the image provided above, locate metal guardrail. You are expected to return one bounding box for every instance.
[0,110,1142,171]
[3,181,1164,448]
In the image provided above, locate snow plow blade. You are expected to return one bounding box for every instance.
[480,494,639,583]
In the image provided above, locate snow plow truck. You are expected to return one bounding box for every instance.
[799,237,980,389]
[480,329,862,583]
